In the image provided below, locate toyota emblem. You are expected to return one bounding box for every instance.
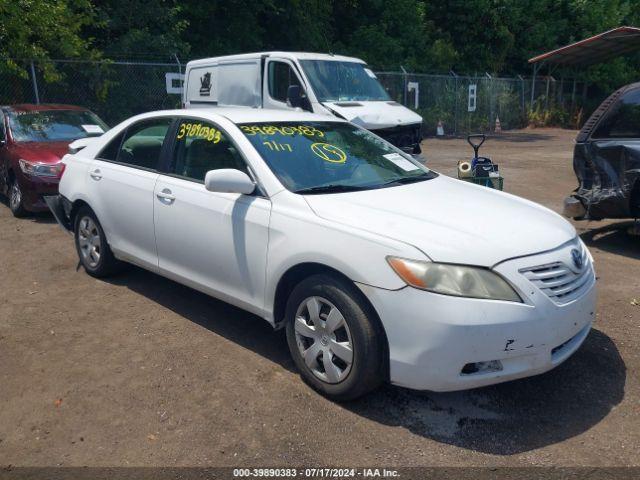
[571,248,583,269]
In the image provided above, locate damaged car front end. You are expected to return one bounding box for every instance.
[564,82,640,220]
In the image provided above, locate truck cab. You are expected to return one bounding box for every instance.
[183,52,423,153]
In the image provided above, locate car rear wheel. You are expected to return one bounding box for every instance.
[285,274,384,401]
[74,207,121,277]
[8,178,28,218]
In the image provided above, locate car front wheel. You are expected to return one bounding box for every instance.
[285,274,384,401]
[8,178,27,217]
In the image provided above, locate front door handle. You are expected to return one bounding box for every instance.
[89,169,102,181]
[156,188,176,204]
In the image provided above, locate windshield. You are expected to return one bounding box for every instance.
[8,110,108,142]
[240,122,435,193]
[299,60,390,102]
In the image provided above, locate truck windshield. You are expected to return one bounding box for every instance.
[8,110,108,143]
[300,60,390,103]
[239,122,435,193]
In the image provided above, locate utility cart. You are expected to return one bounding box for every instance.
[457,134,504,190]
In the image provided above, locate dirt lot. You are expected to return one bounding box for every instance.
[0,128,638,468]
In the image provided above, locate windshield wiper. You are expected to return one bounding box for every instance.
[294,175,432,194]
[294,184,371,195]
[377,174,432,188]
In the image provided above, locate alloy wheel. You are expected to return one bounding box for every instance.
[294,296,354,384]
[77,216,102,268]
[9,181,21,211]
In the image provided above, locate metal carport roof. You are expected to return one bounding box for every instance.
[529,26,640,67]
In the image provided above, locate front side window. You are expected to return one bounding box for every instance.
[240,122,435,193]
[8,109,108,142]
[593,89,640,139]
[111,118,172,169]
[268,61,302,103]
[299,60,390,103]
[170,119,247,182]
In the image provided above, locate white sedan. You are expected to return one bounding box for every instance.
[48,108,596,401]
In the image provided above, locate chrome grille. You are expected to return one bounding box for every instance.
[519,254,593,305]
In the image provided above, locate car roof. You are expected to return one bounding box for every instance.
[186,51,366,67]
[3,103,88,113]
[141,107,347,125]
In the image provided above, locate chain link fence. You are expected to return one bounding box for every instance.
[1,59,588,134]
[376,72,588,135]
[0,59,183,126]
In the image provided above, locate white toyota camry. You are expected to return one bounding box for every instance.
[48,108,596,401]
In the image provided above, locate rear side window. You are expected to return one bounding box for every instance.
[100,118,172,169]
[593,89,640,139]
[169,119,247,182]
[268,61,302,103]
[98,131,125,161]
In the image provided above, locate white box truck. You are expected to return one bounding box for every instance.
[183,52,423,153]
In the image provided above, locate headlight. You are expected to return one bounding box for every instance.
[387,256,522,302]
[578,237,593,263]
[19,159,64,177]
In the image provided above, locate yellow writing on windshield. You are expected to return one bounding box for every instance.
[177,122,222,143]
[311,143,347,163]
[240,125,325,138]
[263,141,292,152]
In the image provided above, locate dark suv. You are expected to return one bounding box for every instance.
[0,104,108,217]
[564,82,640,220]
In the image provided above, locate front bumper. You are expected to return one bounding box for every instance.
[17,172,60,212]
[562,195,587,219]
[373,124,422,154]
[358,242,597,392]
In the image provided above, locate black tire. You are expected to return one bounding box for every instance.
[8,178,28,218]
[285,273,384,401]
[74,206,121,278]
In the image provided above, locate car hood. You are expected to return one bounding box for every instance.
[322,101,423,130]
[303,175,576,266]
[10,141,70,163]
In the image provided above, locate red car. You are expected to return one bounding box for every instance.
[0,104,108,217]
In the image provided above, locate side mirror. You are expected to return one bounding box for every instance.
[286,85,312,112]
[204,169,255,195]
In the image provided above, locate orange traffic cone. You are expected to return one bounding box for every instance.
[495,116,502,133]
[436,120,444,137]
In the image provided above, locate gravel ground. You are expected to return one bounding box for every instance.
[0,128,638,468]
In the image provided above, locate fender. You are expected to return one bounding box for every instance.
[262,193,427,324]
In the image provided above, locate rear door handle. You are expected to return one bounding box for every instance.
[89,169,102,180]
[156,188,176,204]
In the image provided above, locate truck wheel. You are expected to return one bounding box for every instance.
[8,178,28,218]
[74,207,121,278]
[285,274,384,401]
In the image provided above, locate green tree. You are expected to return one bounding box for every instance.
[0,0,95,78]
[87,0,189,59]
[179,0,334,57]
[332,0,433,70]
